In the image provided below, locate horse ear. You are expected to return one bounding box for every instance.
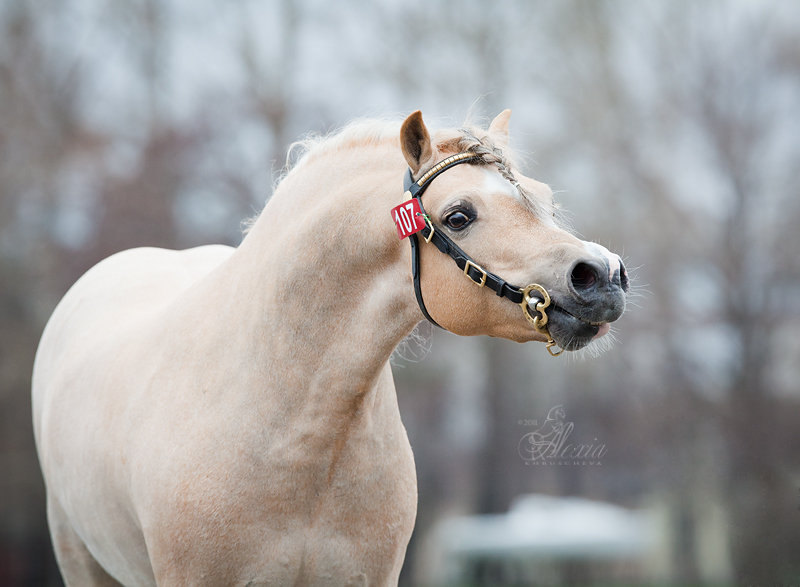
[488,109,512,146]
[400,111,436,175]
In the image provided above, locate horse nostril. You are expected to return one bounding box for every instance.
[571,262,599,291]
[618,260,630,293]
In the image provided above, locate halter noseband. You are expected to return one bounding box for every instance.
[403,153,563,356]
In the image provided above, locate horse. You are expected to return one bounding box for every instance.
[32,109,628,585]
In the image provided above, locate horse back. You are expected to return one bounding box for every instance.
[33,244,234,425]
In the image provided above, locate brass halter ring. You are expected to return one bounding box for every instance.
[520,284,564,357]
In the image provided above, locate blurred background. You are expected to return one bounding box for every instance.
[1,0,799,585]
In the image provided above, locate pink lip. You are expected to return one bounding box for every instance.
[593,323,611,339]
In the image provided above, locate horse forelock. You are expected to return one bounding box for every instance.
[448,127,550,219]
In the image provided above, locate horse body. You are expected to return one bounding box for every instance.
[34,140,419,584]
[33,111,628,585]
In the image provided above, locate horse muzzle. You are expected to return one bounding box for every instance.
[545,254,629,351]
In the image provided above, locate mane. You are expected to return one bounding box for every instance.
[283,119,402,176]
[243,117,551,233]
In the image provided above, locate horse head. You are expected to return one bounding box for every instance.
[399,110,628,352]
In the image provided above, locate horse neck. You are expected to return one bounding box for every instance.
[224,142,419,401]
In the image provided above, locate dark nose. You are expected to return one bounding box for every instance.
[569,257,629,298]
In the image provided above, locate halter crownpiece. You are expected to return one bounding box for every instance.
[402,153,564,357]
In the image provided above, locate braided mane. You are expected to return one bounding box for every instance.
[451,127,547,217]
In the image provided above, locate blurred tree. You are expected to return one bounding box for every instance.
[2,0,799,585]
[0,1,85,583]
[532,1,800,583]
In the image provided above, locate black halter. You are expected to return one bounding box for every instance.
[402,152,564,356]
[403,153,544,321]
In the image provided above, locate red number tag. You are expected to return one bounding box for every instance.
[390,199,425,240]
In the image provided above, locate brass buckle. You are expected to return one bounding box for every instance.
[464,260,487,287]
[519,283,563,357]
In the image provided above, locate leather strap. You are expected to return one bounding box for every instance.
[403,154,540,328]
[409,232,440,327]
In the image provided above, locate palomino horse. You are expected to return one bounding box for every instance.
[32,110,628,585]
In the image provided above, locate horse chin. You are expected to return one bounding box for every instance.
[546,306,610,352]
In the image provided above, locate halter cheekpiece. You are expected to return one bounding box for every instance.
[403,153,564,356]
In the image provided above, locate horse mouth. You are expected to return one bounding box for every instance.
[544,302,618,351]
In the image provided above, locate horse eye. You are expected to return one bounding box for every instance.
[444,210,473,231]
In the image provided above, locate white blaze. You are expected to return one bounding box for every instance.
[583,241,621,282]
[481,168,558,227]
[481,167,518,200]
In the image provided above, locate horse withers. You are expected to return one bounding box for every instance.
[32,110,628,585]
